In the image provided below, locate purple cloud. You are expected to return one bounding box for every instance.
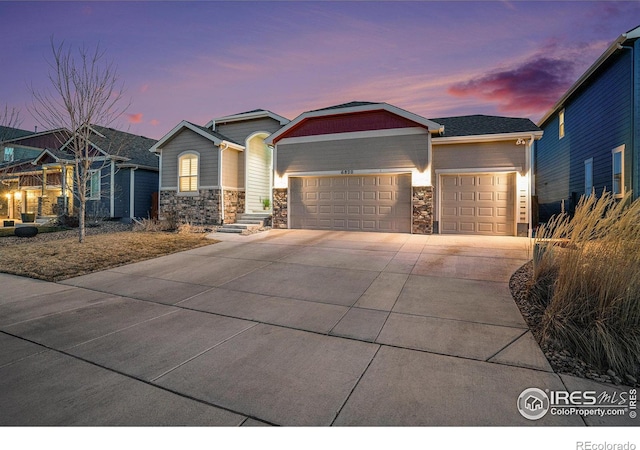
[447,57,576,115]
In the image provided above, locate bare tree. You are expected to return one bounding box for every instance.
[30,38,129,242]
[0,105,22,136]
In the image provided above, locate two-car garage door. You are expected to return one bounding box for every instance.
[290,174,411,232]
[440,173,515,235]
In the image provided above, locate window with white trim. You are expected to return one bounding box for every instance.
[179,153,198,192]
[612,145,625,197]
[88,170,100,200]
[584,158,593,196]
[3,147,14,162]
[559,109,565,139]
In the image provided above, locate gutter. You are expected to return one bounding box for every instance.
[538,29,639,126]
[619,42,636,199]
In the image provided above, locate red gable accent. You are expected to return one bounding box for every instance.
[281,110,426,140]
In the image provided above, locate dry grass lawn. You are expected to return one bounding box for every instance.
[0,231,216,282]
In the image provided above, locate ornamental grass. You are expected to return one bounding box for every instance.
[532,191,640,378]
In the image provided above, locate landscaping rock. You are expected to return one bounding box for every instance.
[626,374,637,384]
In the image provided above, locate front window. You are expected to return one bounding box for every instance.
[88,170,100,200]
[3,147,14,162]
[612,145,624,197]
[584,158,593,196]
[559,109,565,139]
[179,153,198,192]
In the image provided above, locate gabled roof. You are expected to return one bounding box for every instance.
[265,101,444,145]
[149,120,244,154]
[205,109,290,129]
[430,115,541,137]
[89,126,159,168]
[538,24,640,126]
[1,128,72,150]
[309,101,381,112]
[0,126,33,142]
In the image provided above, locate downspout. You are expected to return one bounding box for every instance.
[219,142,228,224]
[619,43,635,198]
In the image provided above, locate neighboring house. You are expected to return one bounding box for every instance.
[0,126,158,221]
[155,102,542,236]
[535,25,640,222]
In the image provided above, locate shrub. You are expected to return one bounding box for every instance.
[533,191,640,377]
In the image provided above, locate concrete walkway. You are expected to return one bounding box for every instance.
[0,230,634,426]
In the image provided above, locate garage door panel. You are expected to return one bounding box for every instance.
[442,191,458,202]
[477,223,494,232]
[459,207,475,216]
[363,191,376,200]
[441,173,514,236]
[290,174,411,233]
[459,222,476,232]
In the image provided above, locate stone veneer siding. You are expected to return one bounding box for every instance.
[160,189,222,225]
[412,186,433,234]
[272,188,288,229]
[223,189,245,224]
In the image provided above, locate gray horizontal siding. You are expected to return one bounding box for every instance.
[216,117,283,144]
[159,129,218,188]
[432,141,525,171]
[276,133,430,174]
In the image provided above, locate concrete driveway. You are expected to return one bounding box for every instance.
[0,230,632,426]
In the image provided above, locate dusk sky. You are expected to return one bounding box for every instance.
[2,1,640,140]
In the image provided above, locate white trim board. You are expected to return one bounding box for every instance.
[275,127,428,146]
[286,168,413,177]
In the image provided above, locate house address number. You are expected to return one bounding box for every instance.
[340,169,354,174]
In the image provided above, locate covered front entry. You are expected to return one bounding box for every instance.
[440,173,515,235]
[289,173,411,232]
[245,133,273,213]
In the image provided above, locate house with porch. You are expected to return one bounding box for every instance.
[153,102,542,236]
[0,126,158,222]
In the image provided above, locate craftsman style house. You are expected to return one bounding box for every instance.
[0,126,158,222]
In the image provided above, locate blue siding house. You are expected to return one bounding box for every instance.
[535,25,640,222]
[0,126,158,222]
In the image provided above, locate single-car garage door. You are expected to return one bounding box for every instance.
[440,173,514,235]
[290,174,411,232]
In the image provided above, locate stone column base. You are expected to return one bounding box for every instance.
[412,186,433,234]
